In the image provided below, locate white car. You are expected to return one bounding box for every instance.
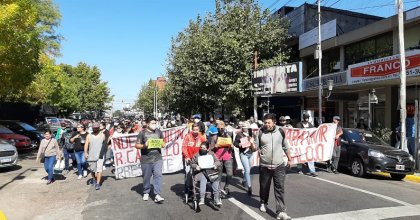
[0,138,18,168]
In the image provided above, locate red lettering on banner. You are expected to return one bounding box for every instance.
[306,145,314,162]
[291,130,300,146]
[126,149,134,163]
[173,142,179,156]
[115,152,123,166]
[319,125,328,143]
[316,143,324,161]
[113,138,122,150]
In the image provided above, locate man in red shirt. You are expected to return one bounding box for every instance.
[182,123,206,197]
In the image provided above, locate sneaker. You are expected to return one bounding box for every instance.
[277,212,291,220]
[224,187,230,196]
[260,203,267,213]
[333,170,339,174]
[83,170,88,177]
[77,175,83,180]
[199,198,205,206]
[154,195,165,203]
[46,180,53,185]
[310,172,318,177]
[95,183,101,190]
[215,198,222,206]
[143,194,149,201]
[90,179,97,186]
[298,170,304,175]
[247,187,252,195]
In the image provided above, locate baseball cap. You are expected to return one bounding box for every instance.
[279,116,286,121]
[193,114,201,119]
[333,116,341,121]
[208,126,218,135]
[284,116,291,120]
[92,122,100,128]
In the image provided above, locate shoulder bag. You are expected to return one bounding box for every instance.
[40,139,52,163]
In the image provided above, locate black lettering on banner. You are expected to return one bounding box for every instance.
[116,167,123,178]
[165,158,174,173]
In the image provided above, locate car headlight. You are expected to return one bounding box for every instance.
[368,150,385,158]
[409,155,415,161]
[7,139,16,145]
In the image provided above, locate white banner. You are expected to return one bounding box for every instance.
[234,124,337,169]
[111,126,188,179]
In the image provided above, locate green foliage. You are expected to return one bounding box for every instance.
[135,80,164,116]
[113,110,124,118]
[165,0,289,117]
[0,0,62,100]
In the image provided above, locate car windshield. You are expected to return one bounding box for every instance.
[0,126,14,134]
[346,129,387,146]
[47,118,60,124]
[17,122,37,131]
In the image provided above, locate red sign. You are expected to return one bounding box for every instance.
[351,54,420,77]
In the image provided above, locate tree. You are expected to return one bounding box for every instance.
[135,80,164,116]
[0,0,62,101]
[165,0,289,118]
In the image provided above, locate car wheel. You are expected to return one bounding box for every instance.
[390,173,406,181]
[351,158,365,177]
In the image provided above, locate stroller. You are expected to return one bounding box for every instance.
[184,155,220,212]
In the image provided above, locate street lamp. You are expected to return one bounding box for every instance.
[368,89,378,129]
[324,79,334,99]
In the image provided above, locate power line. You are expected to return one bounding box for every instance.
[346,0,418,11]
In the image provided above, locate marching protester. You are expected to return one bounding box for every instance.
[295,113,317,177]
[71,124,89,179]
[99,122,110,171]
[36,130,61,184]
[182,123,206,197]
[328,116,343,174]
[210,121,233,196]
[84,123,106,190]
[283,116,293,128]
[192,114,206,136]
[60,125,76,175]
[233,121,256,195]
[190,141,222,206]
[278,116,287,127]
[256,113,292,220]
[135,116,166,203]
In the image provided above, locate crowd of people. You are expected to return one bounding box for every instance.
[35,113,343,220]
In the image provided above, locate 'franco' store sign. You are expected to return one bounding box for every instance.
[347,50,420,85]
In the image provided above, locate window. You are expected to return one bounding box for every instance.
[345,32,393,67]
[304,48,340,78]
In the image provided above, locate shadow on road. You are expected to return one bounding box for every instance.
[0,167,37,190]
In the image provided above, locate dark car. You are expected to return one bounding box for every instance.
[0,120,44,149]
[339,128,415,180]
[0,125,32,151]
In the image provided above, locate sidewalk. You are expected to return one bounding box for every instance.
[0,152,89,220]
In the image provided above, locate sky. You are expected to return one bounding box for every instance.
[54,0,420,110]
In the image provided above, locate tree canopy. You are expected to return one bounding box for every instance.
[164,0,290,118]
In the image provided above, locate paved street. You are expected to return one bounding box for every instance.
[2,153,420,220]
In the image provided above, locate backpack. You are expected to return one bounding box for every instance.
[62,132,74,150]
[258,127,285,149]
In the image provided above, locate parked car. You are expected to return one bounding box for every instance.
[0,125,32,151]
[0,120,43,149]
[339,128,415,180]
[0,138,18,168]
[59,118,77,128]
[45,117,62,132]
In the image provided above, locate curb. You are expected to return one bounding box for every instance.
[374,172,420,183]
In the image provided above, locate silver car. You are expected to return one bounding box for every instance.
[0,138,18,168]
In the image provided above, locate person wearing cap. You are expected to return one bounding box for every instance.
[329,116,343,174]
[84,122,106,190]
[192,114,206,135]
[284,116,293,128]
[210,121,233,198]
[296,113,317,177]
[233,121,256,195]
[278,116,287,127]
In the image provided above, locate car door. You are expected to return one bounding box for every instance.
[339,130,351,167]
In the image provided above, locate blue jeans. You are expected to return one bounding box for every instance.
[297,162,316,173]
[74,151,86,176]
[63,149,75,170]
[239,152,253,187]
[141,160,163,195]
[44,156,56,181]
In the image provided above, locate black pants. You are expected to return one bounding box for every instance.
[331,146,341,171]
[259,165,286,214]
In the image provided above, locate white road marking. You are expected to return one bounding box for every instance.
[294,205,420,220]
[314,177,413,206]
[227,197,266,220]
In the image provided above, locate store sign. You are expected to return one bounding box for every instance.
[299,19,337,50]
[252,62,302,96]
[348,50,420,85]
[302,71,347,91]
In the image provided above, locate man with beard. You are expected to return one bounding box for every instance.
[84,123,106,190]
[135,116,166,203]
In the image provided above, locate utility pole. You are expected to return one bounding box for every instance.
[253,50,259,121]
[317,0,323,125]
[397,0,407,152]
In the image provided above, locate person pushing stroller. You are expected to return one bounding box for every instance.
[190,142,222,207]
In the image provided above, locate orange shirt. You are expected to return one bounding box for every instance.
[182,132,206,159]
